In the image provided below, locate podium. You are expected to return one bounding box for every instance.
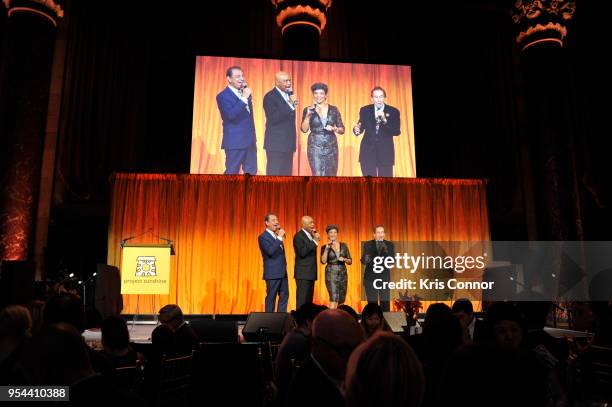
[120,243,174,295]
[120,242,175,327]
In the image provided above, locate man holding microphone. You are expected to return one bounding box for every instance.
[258,213,289,312]
[293,216,321,307]
[353,86,401,177]
[216,66,257,175]
[263,71,298,175]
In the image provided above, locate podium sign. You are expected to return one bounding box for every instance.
[120,243,172,294]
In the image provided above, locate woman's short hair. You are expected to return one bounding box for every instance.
[325,224,339,234]
[311,82,328,94]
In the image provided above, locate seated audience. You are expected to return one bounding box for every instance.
[42,292,109,373]
[98,315,142,371]
[411,302,463,407]
[158,304,199,355]
[346,331,425,407]
[287,309,364,407]
[437,343,545,407]
[451,298,486,344]
[0,305,32,384]
[275,302,327,403]
[516,299,568,380]
[486,301,525,351]
[43,293,85,333]
[15,322,144,405]
[338,304,359,322]
[360,302,392,338]
[486,301,568,406]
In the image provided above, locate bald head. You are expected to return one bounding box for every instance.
[311,309,364,380]
[313,309,364,350]
[275,71,292,92]
[301,216,314,230]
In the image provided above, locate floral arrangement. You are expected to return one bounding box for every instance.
[393,290,423,327]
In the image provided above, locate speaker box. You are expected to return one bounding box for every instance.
[482,264,518,303]
[189,319,238,343]
[0,261,35,308]
[242,312,294,342]
[94,264,122,319]
[383,311,408,333]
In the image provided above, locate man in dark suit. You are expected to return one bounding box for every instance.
[452,298,487,343]
[263,71,297,176]
[360,224,395,311]
[353,86,401,177]
[293,216,321,308]
[258,213,289,312]
[287,309,364,407]
[216,66,257,175]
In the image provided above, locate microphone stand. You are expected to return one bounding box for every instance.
[120,227,154,248]
[79,272,97,317]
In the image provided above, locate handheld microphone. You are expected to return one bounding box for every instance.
[238,81,248,96]
[287,89,298,107]
[376,104,387,124]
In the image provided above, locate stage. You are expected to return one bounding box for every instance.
[107,174,490,314]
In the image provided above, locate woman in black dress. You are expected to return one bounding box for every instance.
[320,224,352,308]
[300,82,345,176]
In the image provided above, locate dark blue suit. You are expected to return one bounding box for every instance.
[216,86,257,174]
[258,230,289,312]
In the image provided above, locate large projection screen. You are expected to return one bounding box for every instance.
[191,56,416,177]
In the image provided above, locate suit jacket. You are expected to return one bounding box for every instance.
[361,240,395,280]
[286,355,344,407]
[216,86,256,150]
[174,322,200,355]
[356,104,401,165]
[258,230,287,280]
[293,229,318,281]
[263,88,297,153]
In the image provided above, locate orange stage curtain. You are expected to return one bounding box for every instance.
[191,56,416,177]
[108,174,489,314]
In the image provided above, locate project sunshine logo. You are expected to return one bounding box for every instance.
[135,256,157,277]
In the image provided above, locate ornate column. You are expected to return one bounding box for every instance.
[270,0,332,58]
[0,0,63,261]
[511,0,580,242]
[512,0,576,52]
[511,1,583,299]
